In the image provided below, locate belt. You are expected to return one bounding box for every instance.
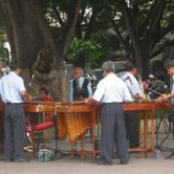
[103,102,122,104]
[5,103,23,105]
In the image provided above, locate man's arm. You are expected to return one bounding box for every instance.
[87,84,93,97]
[84,97,101,106]
[69,81,73,101]
[21,90,32,101]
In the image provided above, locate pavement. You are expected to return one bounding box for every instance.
[1,137,174,174]
[0,151,174,174]
[1,118,174,174]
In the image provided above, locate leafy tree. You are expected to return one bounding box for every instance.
[0,0,81,100]
[66,37,102,68]
[1,0,174,100]
[111,0,174,76]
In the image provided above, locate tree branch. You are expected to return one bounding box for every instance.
[51,5,65,29]
[110,19,130,53]
[156,18,174,42]
[62,0,81,56]
[148,0,166,32]
[117,0,140,49]
[84,8,99,39]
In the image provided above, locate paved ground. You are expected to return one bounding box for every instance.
[0,152,174,174]
[1,117,174,174]
[1,137,174,174]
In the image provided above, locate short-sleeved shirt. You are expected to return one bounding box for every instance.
[42,96,53,121]
[120,72,142,100]
[172,75,174,93]
[93,73,132,103]
[0,71,26,103]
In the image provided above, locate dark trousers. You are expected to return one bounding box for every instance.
[100,103,129,163]
[4,104,25,160]
[124,111,139,148]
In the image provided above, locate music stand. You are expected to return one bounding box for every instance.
[155,109,174,152]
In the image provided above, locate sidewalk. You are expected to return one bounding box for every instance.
[1,117,174,174]
[0,151,174,174]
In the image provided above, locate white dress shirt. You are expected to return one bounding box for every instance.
[0,72,26,103]
[120,72,142,100]
[93,73,132,103]
[172,75,174,93]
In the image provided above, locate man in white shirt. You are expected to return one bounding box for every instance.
[84,61,132,165]
[156,59,174,159]
[120,62,144,148]
[0,62,29,162]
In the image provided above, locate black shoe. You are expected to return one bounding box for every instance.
[0,155,14,162]
[97,160,112,166]
[5,158,14,162]
[14,158,30,163]
[120,156,129,165]
[96,156,112,166]
[165,153,174,159]
[120,160,129,165]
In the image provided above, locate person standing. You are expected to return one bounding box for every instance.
[84,61,132,165]
[70,67,93,101]
[0,62,29,162]
[155,59,174,159]
[120,62,144,148]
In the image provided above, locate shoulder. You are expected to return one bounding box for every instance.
[119,72,128,80]
[15,75,24,83]
[97,78,105,87]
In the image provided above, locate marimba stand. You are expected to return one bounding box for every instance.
[24,102,56,157]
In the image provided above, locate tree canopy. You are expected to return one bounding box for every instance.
[0,0,174,99]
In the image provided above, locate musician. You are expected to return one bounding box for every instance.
[84,61,132,165]
[70,67,93,101]
[0,62,30,162]
[156,59,174,159]
[120,62,144,148]
[35,86,53,121]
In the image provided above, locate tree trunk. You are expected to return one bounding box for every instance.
[134,46,151,78]
[0,0,66,101]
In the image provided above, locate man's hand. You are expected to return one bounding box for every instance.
[21,90,32,101]
[84,97,101,106]
[155,95,169,103]
[84,98,91,104]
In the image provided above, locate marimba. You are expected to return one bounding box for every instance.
[0,101,172,158]
[56,101,172,158]
[56,102,97,158]
[123,102,172,153]
[23,101,56,157]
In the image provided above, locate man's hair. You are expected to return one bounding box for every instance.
[9,62,21,71]
[163,59,174,69]
[39,86,49,95]
[74,67,84,76]
[125,62,136,71]
[102,61,115,72]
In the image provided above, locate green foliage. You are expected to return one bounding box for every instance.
[66,37,102,67]
[38,0,174,70]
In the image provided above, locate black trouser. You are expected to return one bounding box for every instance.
[124,111,139,148]
[100,103,129,163]
[4,104,25,160]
